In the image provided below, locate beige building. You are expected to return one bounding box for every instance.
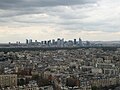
[0,74,17,87]
[91,77,119,87]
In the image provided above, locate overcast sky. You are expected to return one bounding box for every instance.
[0,0,120,43]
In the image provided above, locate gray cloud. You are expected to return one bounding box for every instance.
[0,0,97,9]
[0,0,120,33]
[0,0,97,27]
[0,0,97,17]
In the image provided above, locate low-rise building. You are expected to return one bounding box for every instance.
[0,74,17,87]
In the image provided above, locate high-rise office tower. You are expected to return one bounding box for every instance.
[35,40,38,45]
[44,41,47,45]
[86,41,90,46]
[48,40,51,46]
[79,38,83,46]
[35,40,37,43]
[52,39,55,45]
[57,38,64,47]
[29,39,32,44]
[74,39,77,45]
[26,39,29,44]
[57,38,61,47]
[41,41,44,45]
[68,40,73,47]
[61,38,64,47]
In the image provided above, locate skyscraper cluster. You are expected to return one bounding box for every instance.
[26,38,83,47]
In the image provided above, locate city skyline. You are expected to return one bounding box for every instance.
[0,0,120,43]
[1,37,120,44]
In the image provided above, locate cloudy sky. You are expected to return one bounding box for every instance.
[0,0,120,43]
